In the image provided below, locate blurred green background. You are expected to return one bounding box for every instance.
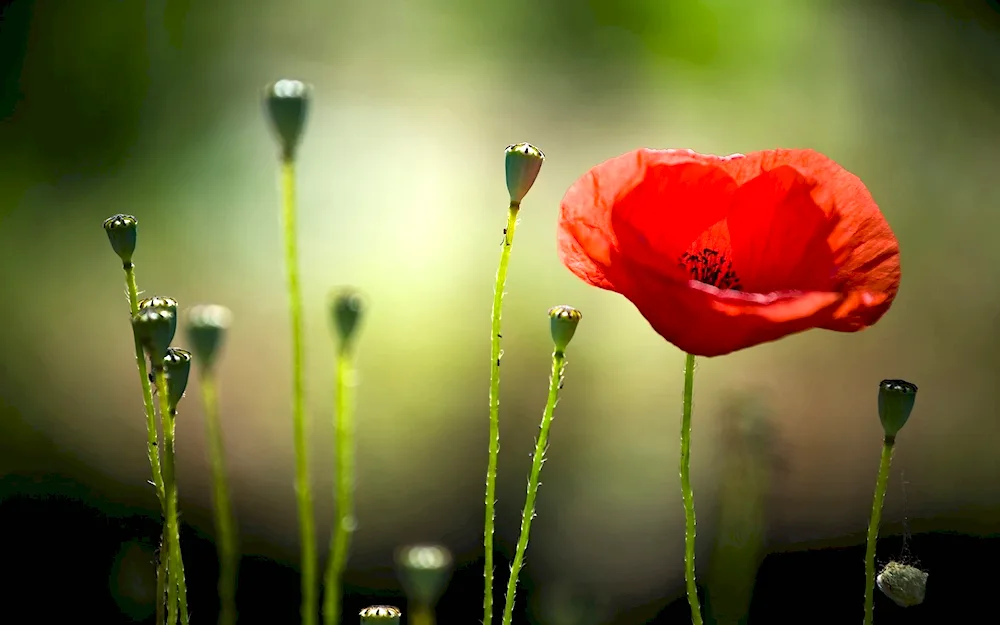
[2,0,999,621]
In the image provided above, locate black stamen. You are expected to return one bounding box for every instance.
[679,247,742,290]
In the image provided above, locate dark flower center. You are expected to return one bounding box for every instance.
[679,248,742,290]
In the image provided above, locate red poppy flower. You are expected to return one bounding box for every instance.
[557,148,901,357]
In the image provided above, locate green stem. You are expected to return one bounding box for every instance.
[201,373,239,625]
[680,352,704,625]
[155,368,190,625]
[485,203,520,625]
[501,350,565,625]
[280,157,317,625]
[323,348,356,625]
[409,603,435,625]
[156,531,171,625]
[123,263,169,625]
[864,436,895,625]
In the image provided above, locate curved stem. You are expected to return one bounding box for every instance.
[501,350,566,625]
[864,436,895,625]
[201,373,238,625]
[122,263,168,625]
[280,157,317,625]
[680,353,703,625]
[155,368,190,625]
[323,348,357,625]
[484,203,520,625]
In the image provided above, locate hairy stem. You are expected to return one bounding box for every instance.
[484,203,520,625]
[864,436,896,625]
[201,373,238,625]
[323,348,357,625]
[280,157,317,625]
[680,353,704,625]
[123,263,169,625]
[156,531,169,625]
[155,368,189,625]
[501,350,566,625]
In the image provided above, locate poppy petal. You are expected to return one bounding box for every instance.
[559,148,739,289]
[609,257,846,356]
[727,165,839,293]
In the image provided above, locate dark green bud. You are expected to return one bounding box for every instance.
[163,348,192,412]
[394,544,453,607]
[139,296,178,345]
[359,606,401,624]
[185,304,232,372]
[103,214,138,265]
[133,305,177,363]
[878,379,918,439]
[548,305,582,354]
[505,142,544,205]
[264,79,311,161]
[330,288,366,350]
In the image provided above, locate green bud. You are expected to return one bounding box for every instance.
[103,214,138,265]
[505,142,544,205]
[548,305,582,354]
[185,304,232,372]
[877,560,928,607]
[330,288,366,350]
[163,348,192,412]
[359,606,401,624]
[139,297,179,345]
[133,305,177,363]
[877,379,918,439]
[264,79,311,161]
[394,543,453,607]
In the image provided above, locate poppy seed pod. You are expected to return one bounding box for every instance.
[139,296,179,344]
[394,544,453,607]
[103,214,138,265]
[331,288,366,350]
[505,142,545,205]
[133,305,177,363]
[163,348,192,411]
[876,561,928,607]
[878,379,918,439]
[548,305,582,354]
[264,79,311,161]
[359,606,401,624]
[185,304,232,372]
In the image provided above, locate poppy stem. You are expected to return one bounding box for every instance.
[199,371,239,625]
[323,345,357,625]
[501,349,567,625]
[680,352,704,625]
[864,435,895,625]
[279,156,318,625]
[154,367,190,625]
[155,530,170,625]
[121,262,170,625]
[484,202,520,625]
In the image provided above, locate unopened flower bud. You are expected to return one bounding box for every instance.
[505,143,544,205]
[331,288,366,351]
[185,304,232,372]
[103,214,138,265]
[878,379,918,439]
[359,605,401,624]
[548,305,582,354]
[395,544,453,607]
[264,79,311,161]
[163,348,192,412]
[139,296,178,345]
[133,305,177,363]
[877,560,928,607]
